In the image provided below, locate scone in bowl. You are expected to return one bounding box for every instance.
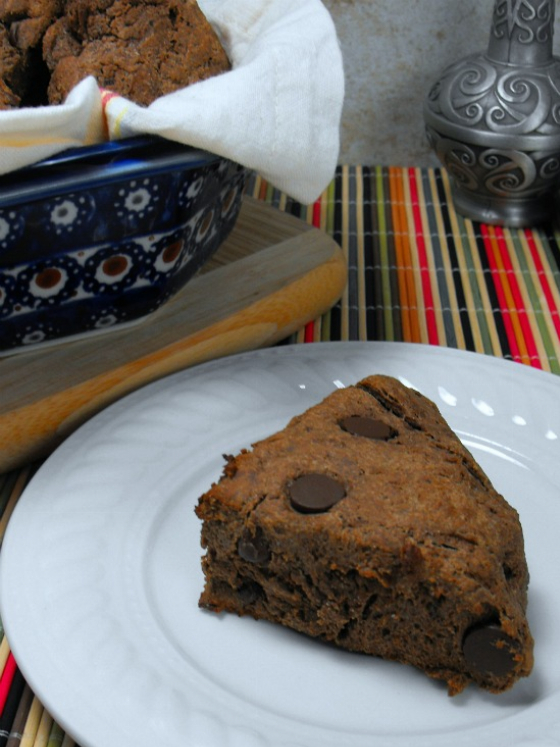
[0,136,246,353]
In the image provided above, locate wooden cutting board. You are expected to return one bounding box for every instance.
[0,197,346,472]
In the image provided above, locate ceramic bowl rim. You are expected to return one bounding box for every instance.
[0,135,223,208]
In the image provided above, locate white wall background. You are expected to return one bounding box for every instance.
[323,0,560,166]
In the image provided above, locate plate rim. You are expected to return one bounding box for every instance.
[1,340,560,747]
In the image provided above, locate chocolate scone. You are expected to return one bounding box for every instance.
[0,0,62,51]
[0,24,24,107]
[195,374,534,696]
[0,0,61,107]
[43,0,231,106]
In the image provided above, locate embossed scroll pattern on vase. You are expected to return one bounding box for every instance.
[423,0,560,225]
[492,0,553,44]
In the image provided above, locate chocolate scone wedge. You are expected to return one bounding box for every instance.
[43,0,230,106]
[195,374,534,696]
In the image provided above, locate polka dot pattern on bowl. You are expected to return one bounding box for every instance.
[0,153,246,352]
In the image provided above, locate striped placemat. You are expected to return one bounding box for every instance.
[246,166,560,374]
[1,164,560,746]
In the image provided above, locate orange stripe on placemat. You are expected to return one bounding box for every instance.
[258,179,269,202]
[408,168,440,345]
[481,224,532,366]
[389,168,421,343]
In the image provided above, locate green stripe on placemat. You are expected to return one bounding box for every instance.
[246,166,560,374]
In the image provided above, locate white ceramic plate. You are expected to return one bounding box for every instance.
[1,342,560,747]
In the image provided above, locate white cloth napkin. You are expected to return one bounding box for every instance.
[0,0,344,204]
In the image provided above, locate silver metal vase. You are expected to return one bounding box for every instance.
[423,0,560,226]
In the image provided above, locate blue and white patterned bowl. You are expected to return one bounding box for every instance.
[0,136,246,353]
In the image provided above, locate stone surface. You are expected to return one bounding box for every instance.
[324,0,560,166]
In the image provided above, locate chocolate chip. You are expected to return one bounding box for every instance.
[462,622,518,678]
[339,416,396,440]
[288,473,346,514]
[237,527,270,564]
[237,580,264,605]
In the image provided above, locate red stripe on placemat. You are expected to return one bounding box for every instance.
[0,653,17,716]
[312,199,322,229]
[302,197,325,342]
[408,168,439,345]
[302,323,314,343]
[480,224,523,363]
